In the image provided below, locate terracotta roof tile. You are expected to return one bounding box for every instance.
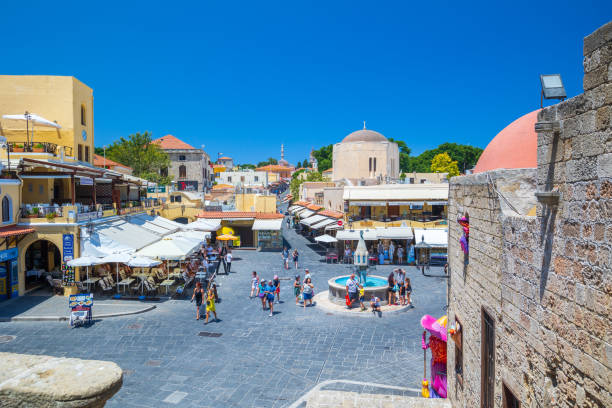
[318,209,344,219]
[151,134,196,150]
[0,225,35,238]
[293,201,310,207]
[196,211,284,219]
[93,154,132,170]
[255,164,294,172]
[306,203,322,211]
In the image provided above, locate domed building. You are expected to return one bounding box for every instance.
[473,109,539,173]
[332,124,399,182]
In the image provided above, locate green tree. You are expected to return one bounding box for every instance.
[105,131,172,184]
[431,152,460,178]
[237,163,256,170]
[94,147,105,156]
[311,144,333,172]
[290,170,323,198]
[257,157,278,167]
[405,143,483,173]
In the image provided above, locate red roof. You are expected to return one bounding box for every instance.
[318,209,344,219]
[473,110,539,173]
[306,203,322,211]
[196,211,284,219]
[218,156,232,160]
[293,201,310,207]
[0,225,35,238]
[93,154,132,170]
[256,164,293,172]
[151,135,195,150]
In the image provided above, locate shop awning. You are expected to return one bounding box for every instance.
[298,209,315,219]
[300,214,327,226]
[184,219,222,231]
[311,218,337,230]
[325,224,342,231]
[136,236,200,260]
[314,234,338,243]
[252,219,283,231]
[94,219,161,251]
[427,201,448,206]
[287,205,299,212]
[336,229,378,241]
[0,225,35,238]
[375,227,414,240]
[289,206,305,214]
[413,228,448,248]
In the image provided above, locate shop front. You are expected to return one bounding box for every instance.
[252,218,283,251]
[0,247,19,301]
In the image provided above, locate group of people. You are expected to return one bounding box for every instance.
[191,281,218,323]
[281,246,299,270]
[251,272,280,316]
[342,241,416,265]
[344,273,382,312]
[387,268,412,306]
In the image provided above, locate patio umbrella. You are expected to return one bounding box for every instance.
[216,234,237,241]
[66,256,103,283]
[127,256,161,268]
[2,112,61,146]
[101,252,132,293]
[314,234,338,243]
[136,237,200,261]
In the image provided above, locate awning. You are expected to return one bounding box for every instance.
[325,224,343,231]
[314,234,338,243]
[427,201,448,206]
[311,218,337,230]
[0,225,35,238]
[252,219,283,231]
[136,236,200,260]
[413,228,448,248]
[291,206,307,215]
[375,227,414,240]
[299,209,315,219]
[287,205,299,212]
[91,219,161,251]
[184,219,221,231]
[336,229,378,241]
[300,214,327,226]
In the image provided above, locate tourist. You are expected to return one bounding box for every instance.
[258,279,267,310]
[304,268,312,282]
[302,277,314,308]
[225,249,232,273]
[281,247,289,270]
[273,275,281,304]
[250,271,259,298]
[405,277,412,306]
[343,247,352,264]
[205,286,218,324]
[265,279,276,316]
[293,275,301,305]
[191,282,205,320]
[370,296,381,312]
[397,245,404,265]
[395,268,406,290]
[387,272,396,305]
[397,271,407,306]
[206,243,213,257]
[378,245,385,265]
[292,248,299,269]
[389,241,395,264]
[358,283,366,311]
[345,273,359,309]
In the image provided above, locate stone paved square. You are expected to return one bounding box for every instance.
[0,224,448,407]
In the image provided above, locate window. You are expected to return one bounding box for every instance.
[78,145,83,161]
[503,383,520,408]
[227,176,232,182]
[369,158,372,172]
[160,167,168,177]
[409,178,415,184]
[454,316,463,387]
[81,104,86,126]
[254,176,258,182]
[241,176,245,182]
[85,146,90,162]
[179,165,186,178]
[179,155,186,161]
[482,308,495,408]
[373,157,377,172]
[2,196,10,222]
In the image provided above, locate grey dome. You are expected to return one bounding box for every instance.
[341,129,387,143]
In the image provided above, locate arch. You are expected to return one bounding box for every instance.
[18,233,65,295]
[21,238,62,293]
[2,195,11,223]
[179,165,187,178]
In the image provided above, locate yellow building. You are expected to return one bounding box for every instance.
[0,75,95,164]
[235,194,277,213]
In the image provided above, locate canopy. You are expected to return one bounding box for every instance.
[66,256,103,267]
[336,229,378,241]
[311,218,337,230]
[300,214,327,226]
[169,230,209,241]
[136,236,199,260]
[314,234,338,243]
[325,224,342,231]
[298,209,315,219]
[413,228,448,248]
[101,252,132,264]
[2,113,62,128]
[216,234,238,241]
[375,227,414,240]
[252,219,283,231]
[183,219,221,231]
[127,256,162,268]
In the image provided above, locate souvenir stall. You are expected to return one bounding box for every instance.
[420,314,448,399]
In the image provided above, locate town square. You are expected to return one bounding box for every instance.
[0,2,610,407]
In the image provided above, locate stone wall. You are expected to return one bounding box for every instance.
[447,21,611,408]
[167,149,205,191]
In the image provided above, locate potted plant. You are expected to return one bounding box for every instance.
[33,143,45,153]
[45,212,56,221]
[12,144,24,152]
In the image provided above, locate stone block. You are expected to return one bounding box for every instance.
[583,43,612,73]
[583,21,612,58]
[596,106,610,131]
[583,64,608,91]
[566,156,598,182]
[597,153,612,179]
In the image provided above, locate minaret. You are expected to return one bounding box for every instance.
[281,144,285,161]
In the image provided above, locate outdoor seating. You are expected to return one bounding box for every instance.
[98,278,114,296]
[143,278,158,295]
[46,275,63,295]
[326,252,339,263]
[75,281,87,293]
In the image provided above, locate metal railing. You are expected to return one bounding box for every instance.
[9,142,73,157]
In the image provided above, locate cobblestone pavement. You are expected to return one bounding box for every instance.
[0,221,448,407]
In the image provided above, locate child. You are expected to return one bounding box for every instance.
[259,279,267,310]
[250,271,259,298]
[405,277,412,306]
[293,275,301,305]
[265,280,276,317]
[358,284,366,311]
[205,287,218,324]
[273,275,281,304]
[370,296,381,312]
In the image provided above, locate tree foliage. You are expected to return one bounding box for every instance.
[237,163,256,170]
[290,170,323,198]
[431,153,459,178]
[104,131,172,184]
[403,143,483,173]
[257,157,278,167]
[311,144,333,172]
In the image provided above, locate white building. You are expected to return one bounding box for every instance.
[216,170,268,188]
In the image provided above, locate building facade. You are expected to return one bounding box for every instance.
[447,22,611,408]
[299,181,335,203]
[152,135,211,192]
[216,170,268,188]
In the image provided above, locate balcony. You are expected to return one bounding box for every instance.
[9,142,73,157]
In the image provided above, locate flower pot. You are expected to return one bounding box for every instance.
[12,147,24,152]
[33,148,44,153]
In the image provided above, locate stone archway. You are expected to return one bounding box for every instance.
[18,233,64,295]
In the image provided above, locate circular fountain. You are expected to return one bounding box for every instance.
[327,230,389,305]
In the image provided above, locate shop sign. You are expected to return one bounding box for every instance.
[205,205,222,212]
[350,201,387,206]
[79,177,93,186]
[427,201,448,206]
[147,186,166,193]
[62,234,74,262]
[69,293,94,309]
[0,247,18,262]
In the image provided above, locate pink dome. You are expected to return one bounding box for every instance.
[473,110,540,173]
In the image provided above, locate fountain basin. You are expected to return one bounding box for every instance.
[327,275,389,306]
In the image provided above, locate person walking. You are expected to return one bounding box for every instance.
[292,249,299,269]
[191,282,205,320]
[389,241,395,264]
[281,247,289,270]
[293,275,301,305]
[264,280,276,316]
[258,279,268,310]
[405,277,412,306]
[387,272,396,305]
[273,275,281,304]
[345,273,359,309]
[397,245,404,265]
[205,286,218,324]
[250,271,259,298]
[225,249,232,273]
[302,277,314,308]
[304,268,312,282]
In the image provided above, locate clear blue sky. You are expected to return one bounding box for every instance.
[2,1,610,165]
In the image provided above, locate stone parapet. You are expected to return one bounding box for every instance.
[0,352,122,407]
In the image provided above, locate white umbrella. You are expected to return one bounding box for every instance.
[315,234,338,243]
[3,113,62,147]
[136,237,199,261]
[101,252,132,293]
[66,256,103,283]
[127,256,161,268]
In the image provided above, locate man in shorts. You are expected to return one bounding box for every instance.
[345,273,359,309]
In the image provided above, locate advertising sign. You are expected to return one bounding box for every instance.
[69,293,94,309]
[62,234,74,262]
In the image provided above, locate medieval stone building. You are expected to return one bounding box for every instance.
[447,22,611,408]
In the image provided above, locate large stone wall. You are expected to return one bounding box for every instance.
[447,21,612,408]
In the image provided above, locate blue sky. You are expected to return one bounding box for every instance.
[2,1,610,164]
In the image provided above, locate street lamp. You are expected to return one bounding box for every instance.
[540,74,566,108]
